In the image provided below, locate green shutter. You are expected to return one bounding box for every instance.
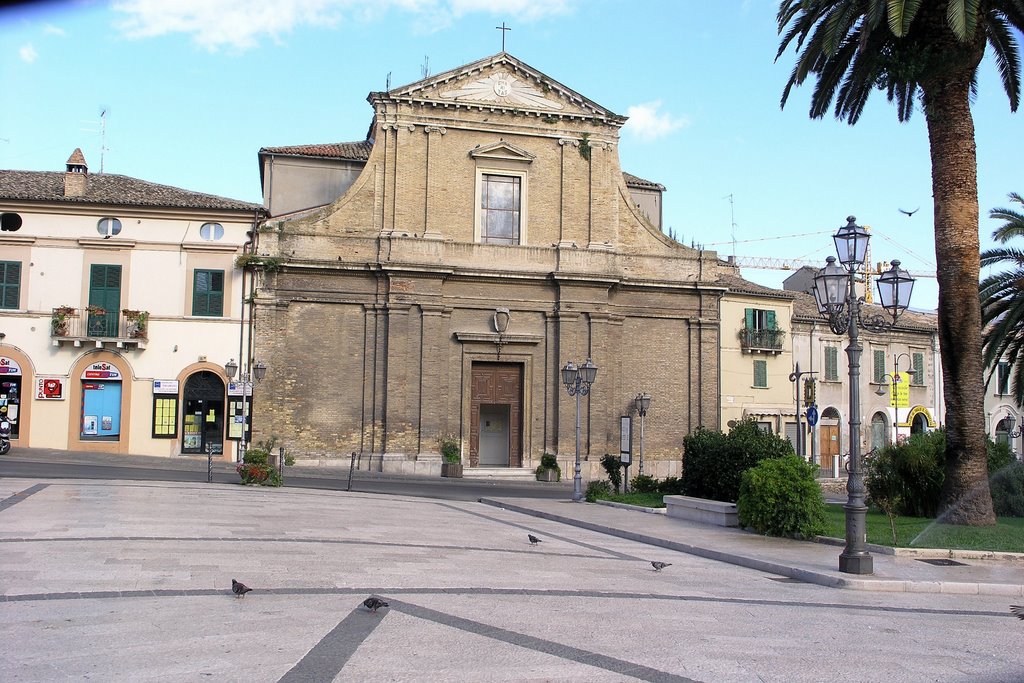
[766,310,777,330]
[88,264,121,336]
[873,349,886,383]
[912,353,924,385]
[825,347,838,381]
[193,269,225,317]
[754,359,767,388]
[0,261,20,309]
[744,308,754,330]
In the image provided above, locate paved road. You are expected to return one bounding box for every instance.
[0,448,572,501]
[1,477,1021,682]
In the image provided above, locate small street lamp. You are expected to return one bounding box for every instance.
[562,358,598,502]
[1004,411,1023,439]
[875,352,916,444]
[788,363,816,460]
[813,216,914,575]
[225,358,267,463]
[634,393,651,476]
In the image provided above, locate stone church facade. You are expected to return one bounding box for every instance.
[250,53,725,477]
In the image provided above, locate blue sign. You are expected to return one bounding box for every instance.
[806,404,819,427]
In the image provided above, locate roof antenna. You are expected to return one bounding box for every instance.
[421,55,430,79]
[385,72,391,91]
[724,193,737,259]
[99,108,108,173]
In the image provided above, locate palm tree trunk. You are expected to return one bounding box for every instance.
[923,75,996,526]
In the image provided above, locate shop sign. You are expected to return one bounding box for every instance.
[36,377,65,400]
[153,380,179,394]
[82,362,121,380]
[0,356,22,375]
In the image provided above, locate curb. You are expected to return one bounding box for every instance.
[478,498,1024,597]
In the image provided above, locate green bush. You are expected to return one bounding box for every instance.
[437,433,461,464]
[864,432,945,518]
[630,473,659,493]
[535,453,561,480]
[737,455,826,539]
[238,446,281,486]
[600,454,622,493]
[990,460,1024,517]
[680,420,794,503]
[988,440,1015,476]
[658,476,685,496]
[585,479,613,502]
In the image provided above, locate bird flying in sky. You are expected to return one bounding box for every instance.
[898,207,919,217]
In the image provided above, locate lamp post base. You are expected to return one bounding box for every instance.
[839,552,873,575]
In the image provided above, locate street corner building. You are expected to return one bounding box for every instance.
[0,148,265,459]
[250,53,726,478]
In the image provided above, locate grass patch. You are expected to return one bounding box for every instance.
[601,492,666,508]
[823,505,1024,552]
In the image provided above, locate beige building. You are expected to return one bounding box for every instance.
[0,149,263,459]
[249,52,727,478]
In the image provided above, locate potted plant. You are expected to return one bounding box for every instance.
[51,306,77,336]
[535,452,561,482]
[122,309,149,339]
[438,433,463,478]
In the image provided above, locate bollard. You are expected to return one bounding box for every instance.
[346,451,357,492]
[278,446,285,483]
[207,442,214,483]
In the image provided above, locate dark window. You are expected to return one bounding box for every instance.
[912,352,925,386]
[753,359,768,388]
[192,269,224,316]
[481,174,521,245]
[824,346,839,381]
[997,362,1010,396]
[0,212,22,232]
[0,261,21,309]
[744,308,777,331]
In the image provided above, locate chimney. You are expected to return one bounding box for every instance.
[64,148,88,198]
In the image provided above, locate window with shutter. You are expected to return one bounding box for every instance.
[753,359,768,388]
[824,346,838,381]
[88,264,121,336]
[873,349,886,384]
[997,362,1010,396]
[912,352,925,386]
[192,269,225,316]
[0,261,20,309]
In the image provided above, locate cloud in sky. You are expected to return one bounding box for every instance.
[622,101,689,142]
[19,44,38,64]
[43,24,66,36]
[113,0,571,51]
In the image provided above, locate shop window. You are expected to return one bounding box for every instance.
[152,395,179,438]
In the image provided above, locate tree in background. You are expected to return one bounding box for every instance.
[982,192,1024,408]
[776,1,1024,525]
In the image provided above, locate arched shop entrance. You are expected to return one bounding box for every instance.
[81,361,123,441]
[181,371,225,456]
[0,354,25,440]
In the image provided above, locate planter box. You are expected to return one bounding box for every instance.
[664,495,738,527]
[440,462,463,478]
[535,468,560,482]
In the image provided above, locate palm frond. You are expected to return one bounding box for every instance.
[985,13,1022,112]
[947,0,981,41]
[887,0,924,37]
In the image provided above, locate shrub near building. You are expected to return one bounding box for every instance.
[738,455,827,539]
[680,419,794,503]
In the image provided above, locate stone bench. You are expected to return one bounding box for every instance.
[664,495,739,527]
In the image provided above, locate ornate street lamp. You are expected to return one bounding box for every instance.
[225,358,268,463]
[1004,412,1023,439]
[788,363,816,459]
[813,216,914,575]
[634,393,651,476]
[875,352,916,444]
[562,358,598,502]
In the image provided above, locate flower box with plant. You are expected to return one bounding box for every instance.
[122,309,149,339]
[51,306,78,336]
[438,433,463,478]
[535,453,561,482]
[235,445,282,486]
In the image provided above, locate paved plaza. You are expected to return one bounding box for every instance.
[1,477,1022,682]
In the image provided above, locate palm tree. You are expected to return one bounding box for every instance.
[777,1,1024,526]
[981,192,1024,408]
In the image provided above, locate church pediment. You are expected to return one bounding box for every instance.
[469,141,535,163]
[379,53,625,123]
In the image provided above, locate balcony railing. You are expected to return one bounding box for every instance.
[739,326,785,353]
[51,307,148,348]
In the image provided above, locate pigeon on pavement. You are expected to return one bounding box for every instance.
[1011,605,1024,620]
[528,534,542,545]
[363,596,389,613]
[651,561,671,572]
[232,579,252,598]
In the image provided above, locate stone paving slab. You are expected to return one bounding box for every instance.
[1,478,1022,682]
[480,498,1024,597]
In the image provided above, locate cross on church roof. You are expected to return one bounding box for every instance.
[496,22,511,52]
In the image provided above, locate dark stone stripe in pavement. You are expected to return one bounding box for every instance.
[436,501,644,561]
[0,534,608,561]
[0,484,49,512]
[2,585,1010,619]
[385,597,700,683]
[278,602,385,683]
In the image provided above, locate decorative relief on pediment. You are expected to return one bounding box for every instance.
[439,72,564,111]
